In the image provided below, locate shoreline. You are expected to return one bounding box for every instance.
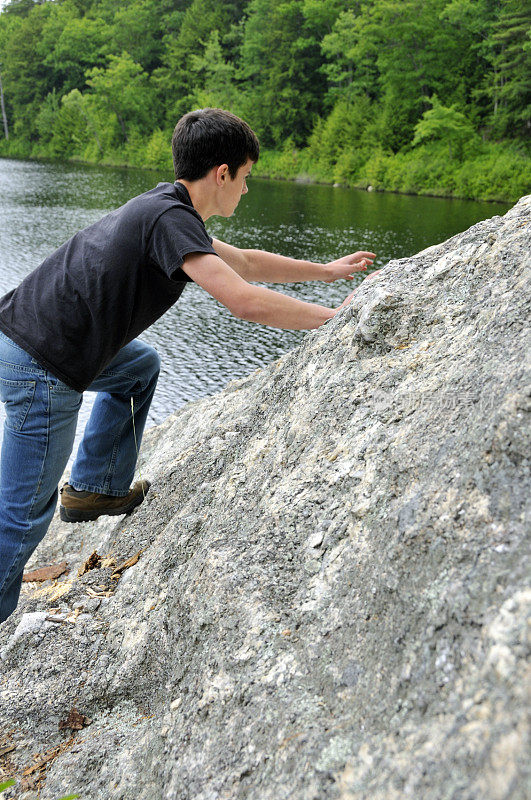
[0,151,520,205]
[249,169,513,204]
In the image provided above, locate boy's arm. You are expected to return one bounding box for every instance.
[212,237,376,283]
[181,251,358,330]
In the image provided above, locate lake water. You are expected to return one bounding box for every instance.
[0,157,511,459]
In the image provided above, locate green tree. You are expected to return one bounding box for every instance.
[321,5,375,96]
[58,88,106,158]
[0,13,14,140]
[442,0,530,139]
[487,0,531,137]
[189,29,239,110]
[300,0,350,33]
[239,0,326,147]
[321,0,478,151]
[440,0,499,130]
[109,0,165,72]
[157,0,245,119]
[86,52,154,143]
[0,1,53,141]
[39,1,110,94]
[0,0,528,199]
[0,69,8,140]
[412,94,479,159]
[3,0,46,17]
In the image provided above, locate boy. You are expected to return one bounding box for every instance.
[0,108,376,623]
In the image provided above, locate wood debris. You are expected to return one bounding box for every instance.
[85,587,113,599]
[45,608,82,625]
[22,561,69,583]
[0,735,17,787]
[21,735,76,791]
[45,614,67,624]
[111,550,143,579]
[43,579,75,602]
[78,551,101,576]
[58,708,92,731]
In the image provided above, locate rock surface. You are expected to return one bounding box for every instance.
[0,197,530,800]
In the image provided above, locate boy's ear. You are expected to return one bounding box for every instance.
[215,164,230,185]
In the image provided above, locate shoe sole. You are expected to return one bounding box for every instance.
[59,494,145,523]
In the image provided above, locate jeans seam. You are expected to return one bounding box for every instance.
[0,383,51,594]
[30,383,52,518]
[0,359,46,377]
[104,432,122,493]
[98,367,148,392]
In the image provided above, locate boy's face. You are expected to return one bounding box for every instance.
[220,158,253,217]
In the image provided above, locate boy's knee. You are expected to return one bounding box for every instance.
[149,348,161,377]
[138,343,161,378]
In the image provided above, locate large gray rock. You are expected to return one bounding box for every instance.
[0,197,529,800]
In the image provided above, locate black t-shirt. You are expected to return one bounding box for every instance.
[0,181,218,391]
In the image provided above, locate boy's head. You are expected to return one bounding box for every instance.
[172,108,260,181]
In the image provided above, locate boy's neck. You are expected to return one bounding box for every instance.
[176,177,215,221]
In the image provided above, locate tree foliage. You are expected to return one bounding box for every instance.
[412,95,479,160]
[0,0,528,199]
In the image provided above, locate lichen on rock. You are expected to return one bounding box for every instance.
[0,196,529,800]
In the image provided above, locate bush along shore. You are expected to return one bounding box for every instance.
[0,135,528,203]
[251,139,530,203]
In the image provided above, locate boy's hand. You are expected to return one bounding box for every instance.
[324,251,376,282]
[335,289,358,312]
[333,269,383,314]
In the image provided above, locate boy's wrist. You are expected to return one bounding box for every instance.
[317,305,336,326]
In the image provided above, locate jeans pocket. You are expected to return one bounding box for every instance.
[49,376,76,393]
[0,377,36,432]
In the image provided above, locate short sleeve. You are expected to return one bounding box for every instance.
[148,205,217,282]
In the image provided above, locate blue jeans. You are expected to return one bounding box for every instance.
[0,331,160,623]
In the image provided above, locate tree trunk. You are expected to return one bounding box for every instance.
[114,108,128,143]
[71,95,104,157]
[0,70,9,141]
[78,107,103,156]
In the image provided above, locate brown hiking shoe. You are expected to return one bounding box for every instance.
[59,481,150,523]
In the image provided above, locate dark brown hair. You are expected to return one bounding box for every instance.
[172,108,260,181]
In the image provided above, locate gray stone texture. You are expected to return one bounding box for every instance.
[0,196,530,800]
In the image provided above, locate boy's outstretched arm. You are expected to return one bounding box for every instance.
[182,252,359,331]
[212,237,377,283]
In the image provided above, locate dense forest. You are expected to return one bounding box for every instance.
[0,0,529,201]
